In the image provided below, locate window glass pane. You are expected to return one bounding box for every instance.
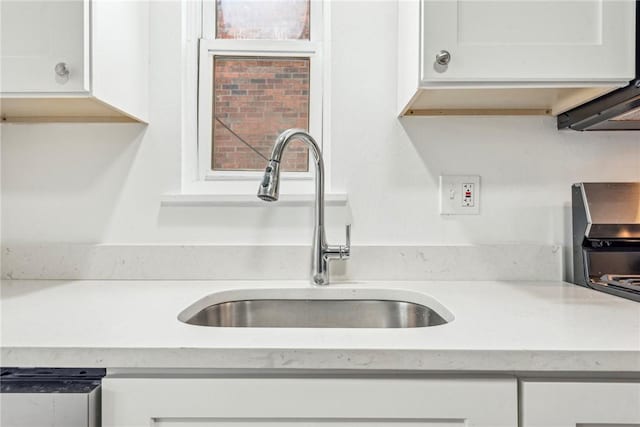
[212,57,310,172]
[216,0,310,40]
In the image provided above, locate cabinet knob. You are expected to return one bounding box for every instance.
[54,62,69,77]
[435,50,451,66]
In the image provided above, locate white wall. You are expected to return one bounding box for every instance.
[2,1,639,250]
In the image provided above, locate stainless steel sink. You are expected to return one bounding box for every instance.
[179,297,449,328]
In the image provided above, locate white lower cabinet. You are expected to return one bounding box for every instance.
[520,380,640,427]
[102,377,517,427]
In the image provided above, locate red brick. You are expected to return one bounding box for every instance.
[212,57,310,172]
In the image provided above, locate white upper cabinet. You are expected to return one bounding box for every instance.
[422,0,634,83]
[1,0,89,93]
[398,0,637,116]
[0,0,148,123]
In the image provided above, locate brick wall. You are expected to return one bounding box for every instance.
[213,57,310,172]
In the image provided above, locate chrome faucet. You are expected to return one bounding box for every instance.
[258,129,350,286]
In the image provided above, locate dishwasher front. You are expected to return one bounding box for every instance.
[0,367,104,427]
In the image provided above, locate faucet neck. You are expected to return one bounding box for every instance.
[261,129,348,286]
[269,129,325,232]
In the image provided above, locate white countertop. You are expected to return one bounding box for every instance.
[1,280,639,372]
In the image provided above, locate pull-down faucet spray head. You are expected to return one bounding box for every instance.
[257,159,281,202]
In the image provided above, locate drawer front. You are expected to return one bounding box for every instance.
[103,377,517,427]
[521,380,640,427]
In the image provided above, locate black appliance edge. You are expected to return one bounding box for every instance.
[557,0,640,131]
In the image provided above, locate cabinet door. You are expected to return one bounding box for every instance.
[103,377,517,427]
[421,0,635,84]
[521,380,640,427]
[0,0,89,93]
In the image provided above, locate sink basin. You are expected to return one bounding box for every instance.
[178,288,452,328]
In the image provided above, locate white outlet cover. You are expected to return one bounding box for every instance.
[439,175,481,215]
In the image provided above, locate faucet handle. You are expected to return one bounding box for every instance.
[345,224,351,247]
[341,224,351,260]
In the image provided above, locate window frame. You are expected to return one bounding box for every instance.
[191,0,326,194]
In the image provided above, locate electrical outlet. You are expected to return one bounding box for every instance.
[462,183,475,207]
[439,175,481,215]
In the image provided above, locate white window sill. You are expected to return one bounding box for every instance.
[160,193,348,207]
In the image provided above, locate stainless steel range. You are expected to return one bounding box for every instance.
[572,183,640,302]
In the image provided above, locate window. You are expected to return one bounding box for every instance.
[197,0,324,187]
[212,57,310,172]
